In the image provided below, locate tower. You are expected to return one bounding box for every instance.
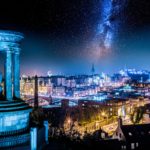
[34,75,39,108]
[0,30,32,148]
[91,63,95,75]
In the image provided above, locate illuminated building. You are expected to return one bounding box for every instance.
[0,30,48,149]
[20,69,150,110]
[53,86,66,96]
[20,77,35,96]
[0,30,32,148]
[51,75,66,86]
[20,77,53,97]
[66,77,76,88]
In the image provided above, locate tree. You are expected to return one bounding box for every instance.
[130,106,146,124]
[30,108,45,126]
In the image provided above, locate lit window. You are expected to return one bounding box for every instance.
[129,132,132,136]
[121,145,126,150]
[131,143,135,149]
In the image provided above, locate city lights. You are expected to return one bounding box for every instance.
[0,0,150,149]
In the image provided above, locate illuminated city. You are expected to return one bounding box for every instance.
[0,0,150,150]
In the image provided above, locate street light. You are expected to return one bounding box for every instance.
[67,118,71,124]
[67,118,72,131]
[101,111,106,117]
[101,111,108,124]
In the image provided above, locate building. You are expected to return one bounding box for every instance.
[113,118,150,149]
[52,86,66,96]
[0,30,48,149]
[20,76,53,97]
[0,30,33,148]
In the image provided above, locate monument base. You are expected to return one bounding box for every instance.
[0,100,32,148]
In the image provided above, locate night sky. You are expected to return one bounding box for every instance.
[0,0,150,75]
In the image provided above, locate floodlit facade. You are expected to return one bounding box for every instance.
[0,30,32,148]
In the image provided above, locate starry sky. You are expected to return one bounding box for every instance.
[0,0,150,75]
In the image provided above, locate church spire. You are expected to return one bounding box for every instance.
[91,63,95,75]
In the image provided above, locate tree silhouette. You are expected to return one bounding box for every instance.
[130,106,146,124]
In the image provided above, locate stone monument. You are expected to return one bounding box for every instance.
[0,30,32,148]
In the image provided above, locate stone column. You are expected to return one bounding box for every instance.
[30,128,37,150]
[5,50,13,100]
[13,50,20,99]
[44,120,49,144]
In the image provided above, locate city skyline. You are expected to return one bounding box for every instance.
[1,1,150,149]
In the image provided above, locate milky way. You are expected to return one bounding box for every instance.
[93,0,128,56]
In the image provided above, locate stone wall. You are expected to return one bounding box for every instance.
[0,133,30,148]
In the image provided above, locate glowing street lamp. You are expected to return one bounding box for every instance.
[67,118,71,124]
[101,111,106,117]
[101,111,108,123]
[67,118,72,131]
